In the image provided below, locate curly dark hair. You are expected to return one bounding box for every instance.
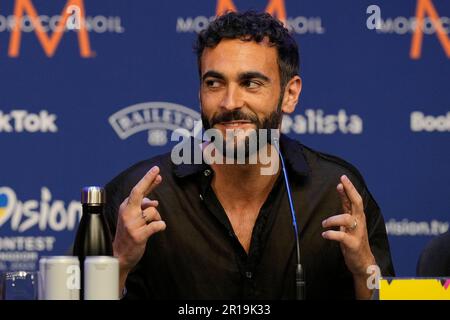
[194,11,299,90]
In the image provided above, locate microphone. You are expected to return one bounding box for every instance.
[272,136,305,300]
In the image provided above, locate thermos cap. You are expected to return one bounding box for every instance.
[81,186,105,204]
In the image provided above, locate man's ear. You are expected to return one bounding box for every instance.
[281,76,302,114]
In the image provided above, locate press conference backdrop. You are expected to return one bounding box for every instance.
[0,0,449,277]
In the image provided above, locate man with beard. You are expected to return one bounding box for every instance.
[104,11,394,300]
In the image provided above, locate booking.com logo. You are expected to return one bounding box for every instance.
[0,0,125,58]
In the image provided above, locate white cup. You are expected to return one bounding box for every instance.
[84,256,119,300]
[42,256,80,300]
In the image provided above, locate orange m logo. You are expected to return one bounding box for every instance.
[8,0,93,58]
[216,0,287,24]
[411,0,450,59]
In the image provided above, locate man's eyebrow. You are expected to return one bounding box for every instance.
[202,71,225,81]
[238,71,270,83]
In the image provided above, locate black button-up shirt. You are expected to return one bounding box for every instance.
[104,134,395,299]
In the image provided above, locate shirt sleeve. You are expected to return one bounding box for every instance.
[103,175,153,300]
[361,187,396,277]
[120,261,152,300]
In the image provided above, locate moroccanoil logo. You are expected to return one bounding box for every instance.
[410,0,450,59]
[176,0,325,35]
[367,0,450,59]
[0,0,125,58]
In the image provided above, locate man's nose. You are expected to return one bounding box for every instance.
[220,84,243,111]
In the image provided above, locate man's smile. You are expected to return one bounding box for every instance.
[216,121,254,129]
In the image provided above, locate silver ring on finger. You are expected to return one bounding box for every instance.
[141,211,151,225]
[347,218,357,232]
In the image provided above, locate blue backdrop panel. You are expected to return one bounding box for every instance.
[0,0,449,277]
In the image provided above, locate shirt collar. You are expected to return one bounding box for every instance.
[278,134,310,176]
[172,134,310,178]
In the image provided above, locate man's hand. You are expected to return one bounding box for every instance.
[321,175,377,299]
[113,166,166,294]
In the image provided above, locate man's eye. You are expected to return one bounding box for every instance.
[243,80,262,89]
[205,80,221,88]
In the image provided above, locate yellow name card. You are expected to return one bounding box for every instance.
[379,278,450,300]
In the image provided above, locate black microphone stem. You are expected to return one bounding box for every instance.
[273,137,305,300]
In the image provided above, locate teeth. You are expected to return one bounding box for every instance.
[222,122,248,126]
